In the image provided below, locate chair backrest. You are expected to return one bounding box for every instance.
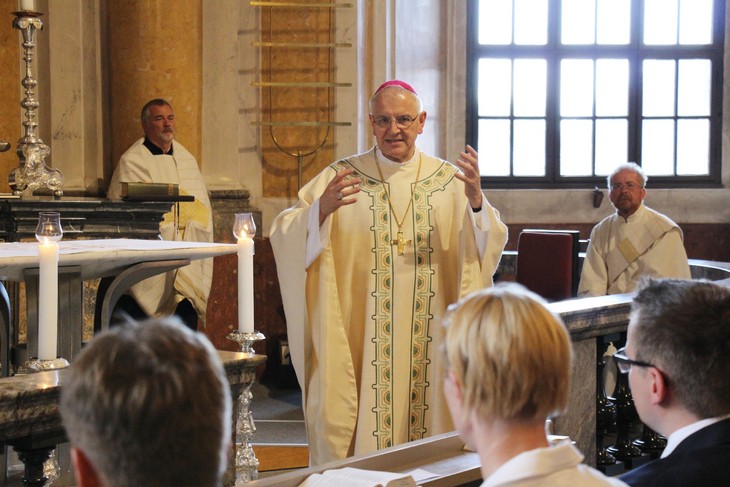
[516,229,580,301]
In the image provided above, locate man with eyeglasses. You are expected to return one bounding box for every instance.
[617,278,730,487]
[271,80,507,464]
[578,162,690,297]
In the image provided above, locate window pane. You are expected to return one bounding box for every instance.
[597,0,630,45]
[642,119,675,175]
[479,119,511,176]
[515,0,548,45]
[514,120,546,176]
[679,0,713,45]
[478,59,512,116]
[561,0,595,45]
[596,59,629,116]
[560,119,593,176]
[479,0,512,45]
[561,59,594,117]
[677,119,709,175]
[644,0,678,45]
[678,59,711,116]
[643,60,676,117]
[514,59,546,116]
[595,119,628,175]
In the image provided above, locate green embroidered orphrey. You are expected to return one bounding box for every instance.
[338,155,456,449]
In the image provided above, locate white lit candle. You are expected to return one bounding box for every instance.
[18,0,35,12]
[237,235,254,333]
[37,238,58,360]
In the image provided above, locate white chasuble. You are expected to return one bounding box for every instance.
[578,204,690,296]
[107,138,214,324]
[271,148,508,464]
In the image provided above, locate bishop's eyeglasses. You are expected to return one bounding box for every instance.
[370,113,421,129]
[612,346,655,374]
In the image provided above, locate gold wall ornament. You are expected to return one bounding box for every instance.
[251,1,353,194]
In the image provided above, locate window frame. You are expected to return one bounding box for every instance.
[465,0,725,189]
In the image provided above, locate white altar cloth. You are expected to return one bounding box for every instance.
[0,238,236,281]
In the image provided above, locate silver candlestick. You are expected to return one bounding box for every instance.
[9,9,64,197]
[227,330,265,484]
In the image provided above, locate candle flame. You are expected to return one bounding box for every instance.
[233,213,256,240]
[238,223,255,239]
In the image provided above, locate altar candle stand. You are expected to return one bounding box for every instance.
[14,212,68,487]
[25,211,68,371]
[227,212,264,484]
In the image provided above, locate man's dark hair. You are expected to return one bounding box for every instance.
[631,278,730,418]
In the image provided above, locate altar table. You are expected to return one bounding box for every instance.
[0,239,237,373]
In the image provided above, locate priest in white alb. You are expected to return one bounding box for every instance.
[271,81,508,464]
[107,99,213,329]
[579,162,691,297]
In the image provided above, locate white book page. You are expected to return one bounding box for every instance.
[298,467,416,487]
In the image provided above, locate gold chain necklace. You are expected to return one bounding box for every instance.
[373,149,423,255]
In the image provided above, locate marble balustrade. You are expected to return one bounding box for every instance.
[548,293,633,466]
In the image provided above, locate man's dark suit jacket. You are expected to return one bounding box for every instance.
[620,418,730,486]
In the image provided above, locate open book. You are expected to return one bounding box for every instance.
[298,467,416,487]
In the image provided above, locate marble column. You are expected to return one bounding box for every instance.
[107,0,202,170]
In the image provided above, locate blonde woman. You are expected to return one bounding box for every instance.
[442,283,627,486]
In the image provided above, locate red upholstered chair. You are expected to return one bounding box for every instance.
[516,230,580,301]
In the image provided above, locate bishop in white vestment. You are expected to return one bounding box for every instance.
[271,81,508,464]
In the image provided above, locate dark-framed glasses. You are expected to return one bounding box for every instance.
[371,113,420,129]
[613,346,654,374]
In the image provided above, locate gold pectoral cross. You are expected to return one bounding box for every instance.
[391,231,412,255]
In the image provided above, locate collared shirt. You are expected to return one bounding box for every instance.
[482,442,628,486]
[143,137,173,156]
[662,414,730,458]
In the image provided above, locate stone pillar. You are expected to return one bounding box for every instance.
[106,0,202,171]
[47,0,105,192]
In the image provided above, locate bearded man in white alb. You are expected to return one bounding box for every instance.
[107,99,213,329]
[270,80,508,464]
[578,162,690,297]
